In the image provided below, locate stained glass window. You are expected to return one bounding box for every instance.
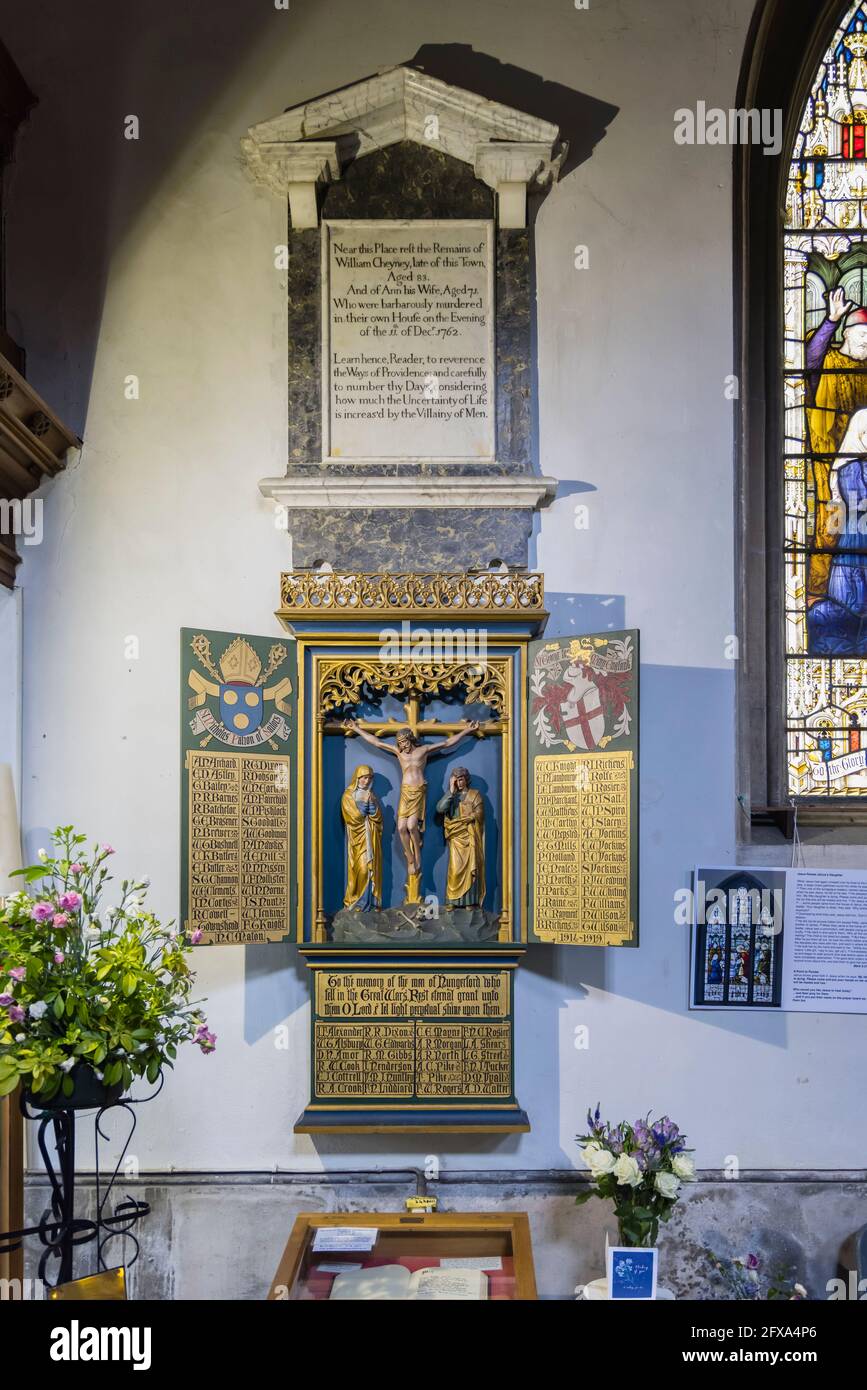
[785,2,867,796]
[693,875,781,1008]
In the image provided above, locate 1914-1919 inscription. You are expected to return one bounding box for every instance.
[322,219,495,461]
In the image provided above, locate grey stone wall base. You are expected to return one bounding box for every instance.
[22,1172,867,1301]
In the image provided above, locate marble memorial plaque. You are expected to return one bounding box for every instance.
[322,219,495,461]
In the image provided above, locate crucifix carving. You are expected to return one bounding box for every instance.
[339,703,481,906]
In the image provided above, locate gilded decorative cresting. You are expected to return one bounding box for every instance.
[279,569,545,618]
[317,658,507,722]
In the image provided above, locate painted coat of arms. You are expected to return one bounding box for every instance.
[187,633,292,750]
[530,635,634,752]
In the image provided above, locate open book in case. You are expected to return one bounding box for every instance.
[268,1212,537,1301]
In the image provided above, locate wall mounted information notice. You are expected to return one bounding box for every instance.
[691,865,867,1013]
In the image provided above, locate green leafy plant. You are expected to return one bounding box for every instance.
[0,826,214,1102]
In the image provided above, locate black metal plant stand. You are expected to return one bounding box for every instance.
[0,1082,159,1289]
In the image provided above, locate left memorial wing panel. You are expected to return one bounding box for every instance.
[180,627,296,945]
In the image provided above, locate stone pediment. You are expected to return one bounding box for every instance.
[242,64,565,228]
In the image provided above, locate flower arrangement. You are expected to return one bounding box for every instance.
[576,1104,696,1247]
[0,826,215,1103]
[704,1250,808,1301]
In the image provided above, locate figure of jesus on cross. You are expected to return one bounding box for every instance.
[342,705,480,905]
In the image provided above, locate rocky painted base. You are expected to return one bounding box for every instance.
[330,903,500,944]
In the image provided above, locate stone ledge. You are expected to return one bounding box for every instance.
[25,1168,867,1187]
[260,473,557,510]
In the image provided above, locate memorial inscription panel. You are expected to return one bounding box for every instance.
[185,749,290,944]
[322,219,495,461]
[314,970,509,1018]
[311,969,513,1101]
[533,752,634,946]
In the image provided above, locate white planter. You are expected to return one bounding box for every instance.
[577,1277,675,1301]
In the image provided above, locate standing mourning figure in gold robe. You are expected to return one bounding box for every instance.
[342,719,479,904]
[436,767,485,909]
[806,288,867,603]
[341,765,383,912]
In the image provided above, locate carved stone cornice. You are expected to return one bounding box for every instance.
[473,142,564,229]
[242,65,565,229]
[239,139,342,229]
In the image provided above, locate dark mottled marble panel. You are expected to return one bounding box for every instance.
[322,142,492,220]
[287,227,321,462]
[287,507,533,570]
[284,141,540,569]
[284,460,529,478]
[496,230,531,469]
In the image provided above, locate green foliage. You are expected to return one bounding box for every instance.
[0,826,214,1101]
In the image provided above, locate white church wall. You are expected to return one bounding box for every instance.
[3,0,866,1180]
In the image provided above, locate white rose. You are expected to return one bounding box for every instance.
[28,1000,48,1020]
[672,1154,696,1181]
[793,1283,807,1298]
[580,1142,617,1177]
[37,849,47,862]
[655,1171,681,1200]
[613,1153,642,1188]
[59,1057,76,1073]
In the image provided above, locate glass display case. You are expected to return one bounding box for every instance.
[268,1212,537,1301]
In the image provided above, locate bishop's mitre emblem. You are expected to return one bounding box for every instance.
[187,634,292,750]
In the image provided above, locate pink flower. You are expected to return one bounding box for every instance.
[100,844,115,855]
[69,863,84,876]
[57,892,81,912]
[31,902,54,922]
[8,967,25,982]
[8,1004,24,1023]
[194,1024,217,1054]
[189,929,203,945]
[54,950,65,964]
[0,993,12,1006]
[52,913,70,928]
